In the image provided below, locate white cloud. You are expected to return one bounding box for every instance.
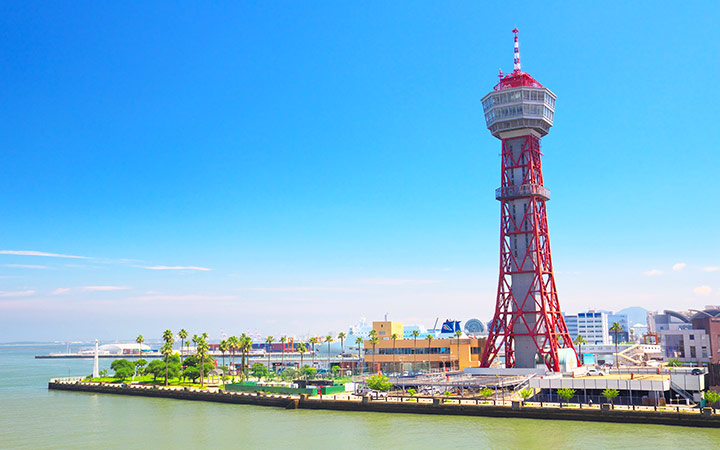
[693,285,712,296]
[52,288,71,295]
[4,264,49,269]
[643,269,663,276]
[0,290,36,298]
[247,286,357,293]
[360,278,442,286]
[142,266,211,271]
[672,263,686,271]
[702,266,720,272]
[131,294,236,302]
[0,250,89,259]
[82,286,131,291]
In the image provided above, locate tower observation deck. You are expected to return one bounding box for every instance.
[479,29,578,372]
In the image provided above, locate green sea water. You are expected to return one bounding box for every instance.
[2,345,720,449]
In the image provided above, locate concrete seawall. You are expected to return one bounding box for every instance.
[48,381,720,428]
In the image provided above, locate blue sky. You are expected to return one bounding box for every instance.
[1,1,719,342]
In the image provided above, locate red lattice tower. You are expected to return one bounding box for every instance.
[479,29,578,371]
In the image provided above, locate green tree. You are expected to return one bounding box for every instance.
[309,337,318,365]
[390,333,399,374]
[182,354,214,382]
[251,362,269,380]
[239,334,252,381]
[178,329,188,365]
[134,359,148,380]
[183,366,201,383]
[369,335,379,374]
[609,322,623,370]
[454,330,463,371]
[279,336,288,371]
[161,329,175,386]
[480,387,494,402]
[265,336,275,373]
[573,335,587,365]
[704,390,720,410]
[337,332,347,376]
[557,388,576,407]
[411,330,420,372]
[300,365,317,380]
[136,334,144,355]
[366,373,391,391]
[325,335,334,371]
[602,388,619,406]
[145,360,166,382]
[219,340,229,382]
[519,387,533,403]
[280,367,297,381]
[193,334,210,388]
[425,334,434,373]
[667,357,680,367]
[110,359,134,380]
[355,336,364,374]
[297,342,308,376]
[227,335,239,377]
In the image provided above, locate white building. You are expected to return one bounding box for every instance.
[563,310,610,345]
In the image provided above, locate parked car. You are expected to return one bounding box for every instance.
[691,368,704,375]
[586,368,606,376]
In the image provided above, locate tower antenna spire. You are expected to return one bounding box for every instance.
[512,28,521,73]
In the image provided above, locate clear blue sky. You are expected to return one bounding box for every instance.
[1,1,719,342]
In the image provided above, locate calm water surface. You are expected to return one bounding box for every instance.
[2,345,719,449]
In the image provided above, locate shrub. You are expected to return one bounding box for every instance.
[367,374,392,391]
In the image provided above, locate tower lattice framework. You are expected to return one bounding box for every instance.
[479,29,578,371]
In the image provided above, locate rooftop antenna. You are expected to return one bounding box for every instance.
[512,27,521,73]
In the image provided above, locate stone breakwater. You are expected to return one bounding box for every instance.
[49,380,720,429]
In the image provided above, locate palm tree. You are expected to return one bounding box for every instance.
[297,342,308,377]
[136,334,144,356]
[325,335,334,371]
[425,334,434,373]
[369,335,379,374]
[573,335,587,366]
[218,339,230,381]
[390,333,399,374]
[610,322,623,370]
[194,334,209,388]
[309,337,318,365]
[227,336,239,377]
[454,330,463,371]
[355,336,364,374]
[280,336,287,370]
[266,336,275,373]
[178,329,188,365]
[239,333,251,380]
[411,330,420,372]
[161,329,174,386]
[337,332,346,373]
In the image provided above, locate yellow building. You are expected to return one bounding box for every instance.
[363,321,485,373]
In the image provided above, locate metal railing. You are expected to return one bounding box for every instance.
[495,184,550,201]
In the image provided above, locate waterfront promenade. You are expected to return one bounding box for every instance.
[49,378,720,429]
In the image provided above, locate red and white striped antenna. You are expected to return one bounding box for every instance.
[512,28,521,73]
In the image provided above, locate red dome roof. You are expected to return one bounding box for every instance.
[494,71,543,91]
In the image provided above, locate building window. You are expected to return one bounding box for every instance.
[690,346,697,359]
[689,334,694,340]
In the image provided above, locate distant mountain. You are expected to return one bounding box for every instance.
[616,306,649,326]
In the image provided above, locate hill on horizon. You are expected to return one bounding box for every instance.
[616,306,649,326]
